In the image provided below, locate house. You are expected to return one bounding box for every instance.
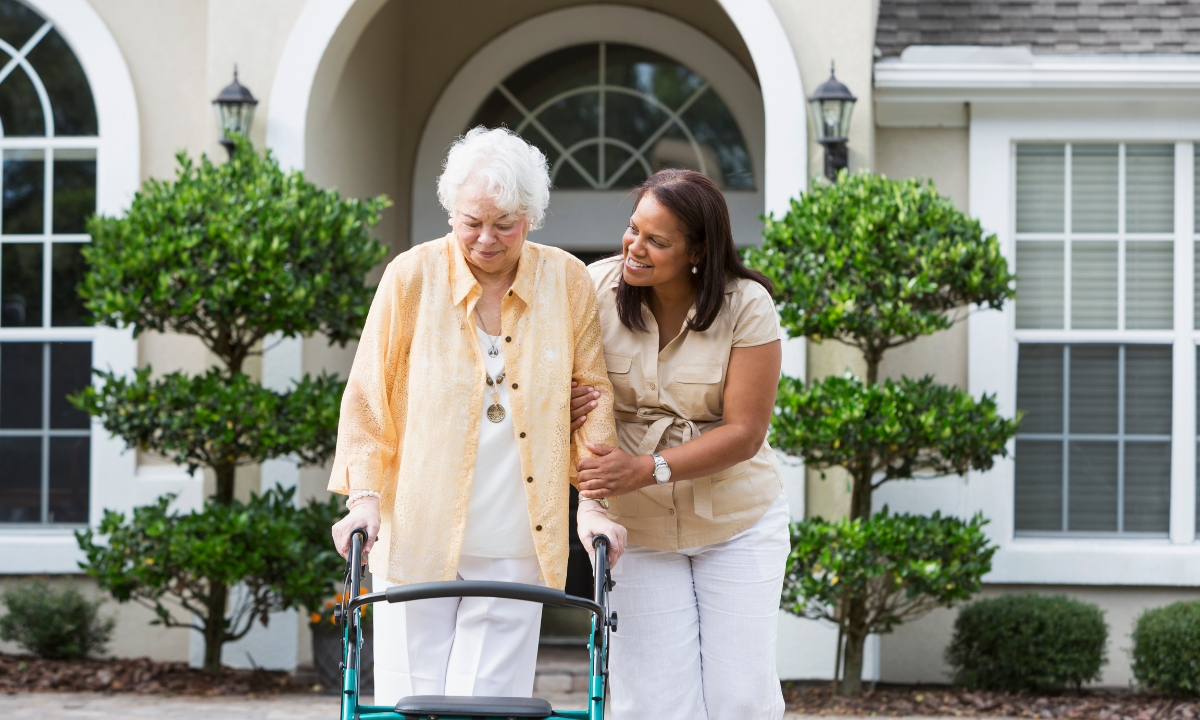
[0,0,1196,687]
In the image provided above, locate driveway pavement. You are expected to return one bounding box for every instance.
[0,691,922,719]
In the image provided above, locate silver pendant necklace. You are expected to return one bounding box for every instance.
[475,306,501,358]
[485,369,507,423]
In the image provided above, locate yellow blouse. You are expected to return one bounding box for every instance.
[589,256,785,551]
[329,235,616,589]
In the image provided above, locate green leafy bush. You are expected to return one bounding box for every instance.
[946,594,1107,691]
[0,581,115,659]
[785,510,996,692]
[1131,600,1200,697]
[744,172,1017,695]
[76,486,345,674]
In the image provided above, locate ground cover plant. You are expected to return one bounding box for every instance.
[0,581,114,660]
[71,135,387,674]
[746,171,1019,695]
[946,594,1107,692]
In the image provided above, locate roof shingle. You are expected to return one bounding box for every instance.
[875,0,1200,56]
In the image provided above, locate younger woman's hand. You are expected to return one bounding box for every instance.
[332,497,381,559]
[570,381,601,431]
[577,443,654,499]
[576,499,628,566]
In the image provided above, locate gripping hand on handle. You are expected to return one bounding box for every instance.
[333,497,380,558]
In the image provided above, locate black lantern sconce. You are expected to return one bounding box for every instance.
[808,62,857,181]
[213,67,258,157]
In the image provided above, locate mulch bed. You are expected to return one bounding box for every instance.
[0,653,315,696]
[784,683,1200,718]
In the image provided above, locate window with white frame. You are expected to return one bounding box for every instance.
[1014,142,1179,536]
[0,0,96,525]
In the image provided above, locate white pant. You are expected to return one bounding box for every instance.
[373,555,544,706]
[609,494,790,720]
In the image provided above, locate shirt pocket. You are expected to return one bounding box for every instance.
[604,352,637,409]
[672,363,723,417]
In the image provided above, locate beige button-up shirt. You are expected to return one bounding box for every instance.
[329,235,616,588]
[588,256,785,551]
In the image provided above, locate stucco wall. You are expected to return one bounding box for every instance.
[880,585,1200,688]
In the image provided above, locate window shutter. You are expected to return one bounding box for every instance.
[1016,145,1064,233]
[1126,144,1174,234]
[1015,241,1063,329]
[1072,144,1118,233]
[1071,241,1118,329]
[1126,241,1174,329]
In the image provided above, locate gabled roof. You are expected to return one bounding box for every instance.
[875,0,1200,58]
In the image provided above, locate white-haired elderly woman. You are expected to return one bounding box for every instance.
[329,126,625,704]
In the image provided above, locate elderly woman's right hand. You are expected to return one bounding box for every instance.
[576,499,627,567]
[332,497,381,559]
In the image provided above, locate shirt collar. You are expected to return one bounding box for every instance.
[449,234,537,307]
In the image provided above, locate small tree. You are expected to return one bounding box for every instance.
[72,136,388,673]
[746,171,1019,695]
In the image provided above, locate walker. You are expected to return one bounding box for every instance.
[336,528,615,719]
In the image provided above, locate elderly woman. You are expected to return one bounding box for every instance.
[572,169,789,719]
[329,126,625,705]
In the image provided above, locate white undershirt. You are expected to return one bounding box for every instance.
[460,326,537,558]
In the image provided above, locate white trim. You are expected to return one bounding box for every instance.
[956,108,1200,586]
[877,46,1200,94]
[0,0,141,572]
[265,0,388,172]
[408,6,767,249]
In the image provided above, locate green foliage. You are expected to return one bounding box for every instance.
[76,487,345,659]
[0,581,115,659]
[82,135,390,372]
[947,594,1107,692]
[745,172,1014,369]
[783,510,996,634]
[1131,600,1200,696]
[73,367,341,475]
[773,374,1019,494]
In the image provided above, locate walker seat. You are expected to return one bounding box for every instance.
[395,694,553,718]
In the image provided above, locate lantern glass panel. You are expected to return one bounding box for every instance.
[214,102,255,141]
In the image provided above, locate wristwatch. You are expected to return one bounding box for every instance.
[651,453,672,484]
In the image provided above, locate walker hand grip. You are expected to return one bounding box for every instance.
[384,580,569,608]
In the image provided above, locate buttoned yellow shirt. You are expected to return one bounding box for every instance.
[329,235,616,589]
[589,256,785,551]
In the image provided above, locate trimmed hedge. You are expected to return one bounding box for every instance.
[946,594,1107,691]
[1132,600,1200,697]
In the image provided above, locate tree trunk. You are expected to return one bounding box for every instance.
[837,595,870,696]
[202,581,228,675]
[214,463,236,506]
[849,468,873,521]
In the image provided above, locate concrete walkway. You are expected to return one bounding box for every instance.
[0,691,908,719]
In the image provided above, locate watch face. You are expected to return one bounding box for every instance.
[654,465,671,482]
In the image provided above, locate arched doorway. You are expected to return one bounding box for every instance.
[410,6,766,258]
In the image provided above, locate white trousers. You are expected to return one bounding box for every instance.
[609,493,790,720]
[373,555,544,706]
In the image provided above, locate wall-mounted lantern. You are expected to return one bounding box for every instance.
[808,62,857,181]
[213,67,258,157]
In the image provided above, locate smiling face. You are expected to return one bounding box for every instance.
[621,193,697,288]
[450,176,528,279]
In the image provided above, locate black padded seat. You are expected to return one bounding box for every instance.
[394,695,554,718]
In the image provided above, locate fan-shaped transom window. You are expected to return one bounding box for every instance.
[0,0,94,526]
[470,42,754,191]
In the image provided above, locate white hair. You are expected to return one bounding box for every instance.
[437,126,551,230]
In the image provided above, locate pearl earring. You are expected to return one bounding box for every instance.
[691,265,698,275]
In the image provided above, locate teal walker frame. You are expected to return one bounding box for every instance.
[337,529,615,720]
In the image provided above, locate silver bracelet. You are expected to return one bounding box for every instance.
[347,490,381,508]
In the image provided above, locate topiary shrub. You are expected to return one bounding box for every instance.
[946,593,1107,691]
[1131,600,1200,697]
[0,580,115,659]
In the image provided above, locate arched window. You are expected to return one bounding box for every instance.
[471,42,754,192]
[0,0,96,525]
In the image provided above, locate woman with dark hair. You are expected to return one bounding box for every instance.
[571,168,789,719]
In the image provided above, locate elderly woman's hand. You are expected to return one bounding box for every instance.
[332,497,381,559]
[576,498,628,567]
[570,381,601,432]
[578,442,654,499]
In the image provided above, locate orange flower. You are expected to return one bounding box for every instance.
[330,615,337,625]
[310,613,321,624]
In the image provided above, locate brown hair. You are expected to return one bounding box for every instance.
[617,168,772,333]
